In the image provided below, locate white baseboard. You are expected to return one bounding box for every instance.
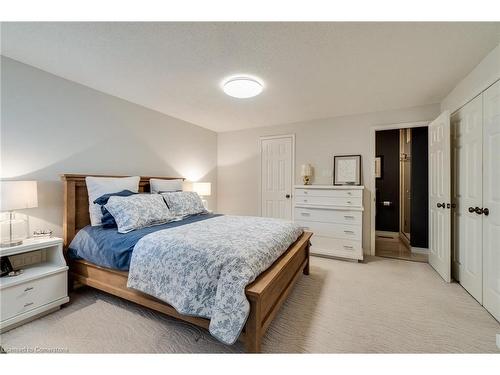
[411,247,429,254]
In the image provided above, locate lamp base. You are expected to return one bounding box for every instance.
[302,176,311,185]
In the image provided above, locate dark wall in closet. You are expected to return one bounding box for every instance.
[410,127,429,248]
[375,129,399,232]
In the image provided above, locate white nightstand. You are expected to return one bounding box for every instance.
[0,237,69,332]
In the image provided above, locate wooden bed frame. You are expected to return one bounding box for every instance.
[61,174,311,353]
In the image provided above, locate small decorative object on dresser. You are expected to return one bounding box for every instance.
[0,237,69,332]
[301,164,313,185]
[333,155,361,185]
[294,185,364,261]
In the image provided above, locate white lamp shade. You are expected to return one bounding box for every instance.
[1,181,38,211]
[301,164,313,177]
[192,182,211,197]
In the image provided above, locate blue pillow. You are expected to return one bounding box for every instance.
[93,190,137,228]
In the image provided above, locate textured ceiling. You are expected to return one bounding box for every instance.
[2,22,500,132]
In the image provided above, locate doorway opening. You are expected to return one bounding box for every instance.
[374,127,429,262]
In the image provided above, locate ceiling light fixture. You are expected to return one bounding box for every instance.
[222,75,264,98]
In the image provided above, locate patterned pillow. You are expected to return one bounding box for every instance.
[93,190,137,228]
[161,191,207,218]
[104,194,173,233]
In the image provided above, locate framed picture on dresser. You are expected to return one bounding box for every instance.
[333,154,362,185]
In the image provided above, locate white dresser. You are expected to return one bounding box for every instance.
[294,185,364,261]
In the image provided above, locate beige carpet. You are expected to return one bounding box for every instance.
[1,256,499,353]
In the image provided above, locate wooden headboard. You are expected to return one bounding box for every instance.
[60,174,185,248]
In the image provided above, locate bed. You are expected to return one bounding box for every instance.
[61,174,312,352]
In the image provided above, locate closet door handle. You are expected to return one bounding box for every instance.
[474,207,483,215]
[468,207,475,213]
[483,208,489,216]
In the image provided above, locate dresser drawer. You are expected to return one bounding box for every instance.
[295,188,362,198]
[295,195,362,207]
[294,207,362,225]
[310,236,363,260]
[1,271,67,321]
[295,220,361,240]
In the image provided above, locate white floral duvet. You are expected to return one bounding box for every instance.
[127,215,303,345]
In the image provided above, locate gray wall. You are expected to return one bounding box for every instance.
[1,57,218,237]
[217,104,440,254]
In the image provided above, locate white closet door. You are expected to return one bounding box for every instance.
[429,111,452,282]
[483,80,500,321]
[451,95,483,302]
[261,136,294,220]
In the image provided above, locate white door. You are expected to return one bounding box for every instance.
[429,111,452,282]
[451,95,483,302]
[261,135,294,220]
[483,80,500,321]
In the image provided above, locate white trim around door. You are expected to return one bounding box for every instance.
[259,134,296,220]
[369,121,430,256]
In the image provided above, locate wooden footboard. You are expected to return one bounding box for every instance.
[61,173,312,353]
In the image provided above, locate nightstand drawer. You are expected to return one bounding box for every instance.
[1,271,67,321]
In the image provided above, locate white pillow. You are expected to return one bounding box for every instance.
[105,194,173,233]
[150,178,183,193]
[86,176,140,226]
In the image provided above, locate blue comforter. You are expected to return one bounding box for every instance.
[68,214,220,270]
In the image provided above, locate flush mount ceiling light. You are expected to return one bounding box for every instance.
[222,76,264,98]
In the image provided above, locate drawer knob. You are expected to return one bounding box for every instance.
[343,245,353,249]
[347,201,352,204]
[347,192,352,195]
[344,230,354,234]
[301,212,311,216]
[344,215,354,219]
[24,302,34,308]
[24,287,34,292]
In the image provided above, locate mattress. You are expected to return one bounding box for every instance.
[68,214,220,271]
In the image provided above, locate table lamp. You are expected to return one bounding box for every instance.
[192,182,211,210]
[0,181,38,247]
[301,164,313,185]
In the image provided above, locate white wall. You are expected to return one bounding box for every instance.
[1,57,218,237]
[217,104,440,254]
[441,43,500,113]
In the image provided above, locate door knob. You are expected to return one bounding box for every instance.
[483,208,489,216]
[468,207,475,213]
[474,207,483,215]
[285,194,291,199]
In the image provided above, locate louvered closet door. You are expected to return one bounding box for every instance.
[429,111,451,282]
[451,95,483,302]
[483,80,500,321]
